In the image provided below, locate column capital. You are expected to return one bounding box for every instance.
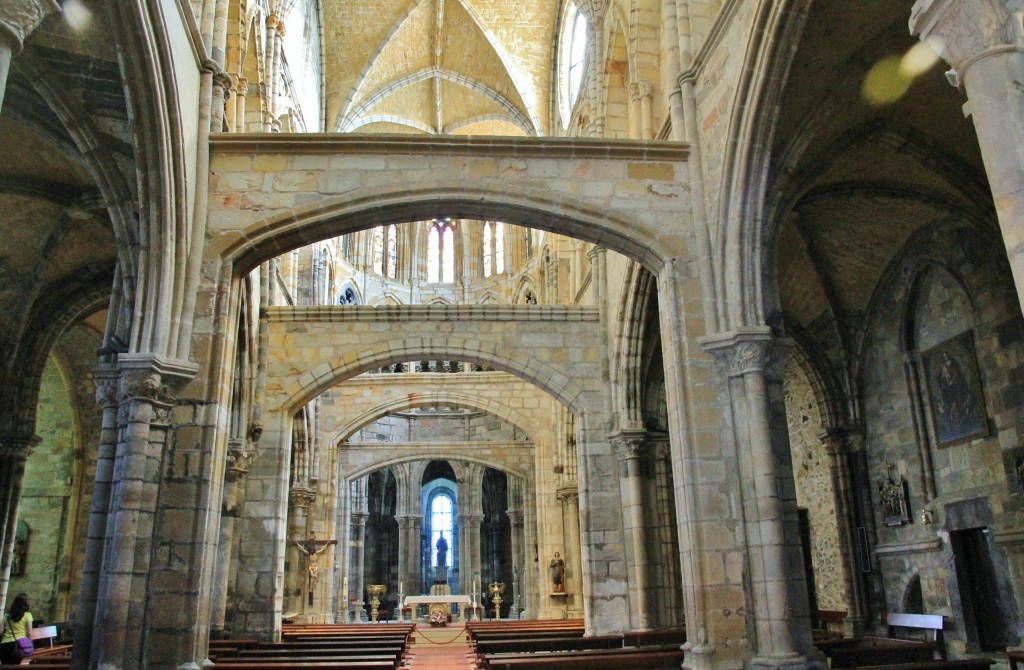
[236,76,249,97]
[0,433,41,460]
[265,13,280,30]
[910,0,1024,86]
[289,485,316,509]
[556,483,579,503]
[700,327,792,377]
[226,438,254,481]
[608,429,647,461]
[94,363,121,408]
[629,79,653,100]
[0,0,59,52]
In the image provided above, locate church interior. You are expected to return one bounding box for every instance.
[1,0,1024,668]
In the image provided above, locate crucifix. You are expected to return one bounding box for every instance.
[293,531,337,606]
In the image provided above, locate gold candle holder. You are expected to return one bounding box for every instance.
[488,582,505,620]
[368,584,388,623]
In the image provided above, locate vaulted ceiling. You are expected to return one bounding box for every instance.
[321,0,559,136]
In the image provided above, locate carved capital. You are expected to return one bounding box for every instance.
[213,70,233,93]
[93,364,121,409]
[236,76,249,97]
[0,433,41,460]
[290,485,316,508]
[910,0,1023,85]
[226,438,254,481]
[629,80,653,101]
[609,429,647,461]
[556,484,579,504]
[265,13,280,30]
[0,0,59,52]
[700,328,790,378]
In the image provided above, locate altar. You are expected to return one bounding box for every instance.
[402,595,473,623]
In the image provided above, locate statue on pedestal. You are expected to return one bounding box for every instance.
[549,551,566,593]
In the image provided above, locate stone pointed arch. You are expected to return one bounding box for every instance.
[715,0,813,331]
[328,390,540,447]
[345,451,531,483]
[273,330,595,417]
[208,136,688,276]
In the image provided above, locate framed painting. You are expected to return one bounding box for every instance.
[922,331,988,447]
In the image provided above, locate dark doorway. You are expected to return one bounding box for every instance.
[949,527,1008,652]
[798,508,819,628]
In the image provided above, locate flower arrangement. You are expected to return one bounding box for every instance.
[428,606,448,627]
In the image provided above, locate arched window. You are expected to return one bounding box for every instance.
[427,219,456,283]
[372,226,385,275]
[431,493,454,567]
[385,224,397,279]
[482,222,506,278]
[558,2,589,127]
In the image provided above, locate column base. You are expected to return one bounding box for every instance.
[750,653,808,670]
[843,615,869,637]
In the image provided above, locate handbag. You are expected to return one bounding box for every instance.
[4,616,34,659]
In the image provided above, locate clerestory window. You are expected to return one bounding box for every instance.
[558,2,589,128]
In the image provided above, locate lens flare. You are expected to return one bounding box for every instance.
[899,42,941,78]
[862,43,942,107]
[63,0,93,32]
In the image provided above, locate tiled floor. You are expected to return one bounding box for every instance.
[404,625,477,669]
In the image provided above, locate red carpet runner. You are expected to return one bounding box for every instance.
[403,624,477,669]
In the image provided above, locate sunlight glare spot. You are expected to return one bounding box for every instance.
[899,42,941,78]
[63,0,93,32]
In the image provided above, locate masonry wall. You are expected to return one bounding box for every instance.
[861,219,1024,653]
[785,358,845,614]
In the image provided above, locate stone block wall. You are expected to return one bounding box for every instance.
[785,357,845,614]
[861,220,1024,650]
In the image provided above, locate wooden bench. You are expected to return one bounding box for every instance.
[887,613,947,660]
[210,662,394,669]
[817,637,941,668]
[856,660,994,670]
[481,645,683,670]
[1008,650,1024,670]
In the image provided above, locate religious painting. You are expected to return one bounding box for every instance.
[922,331,988,448]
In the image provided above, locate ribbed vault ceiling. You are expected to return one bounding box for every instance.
[322,0,558,136]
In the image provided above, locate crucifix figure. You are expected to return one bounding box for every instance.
[293,531,337,606]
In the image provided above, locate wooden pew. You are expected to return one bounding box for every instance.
[817,636,941,668]
[856,660,995,670]
[481,645,684,669]
[886,613,948,660]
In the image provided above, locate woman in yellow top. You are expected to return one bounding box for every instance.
[0,593,33,663]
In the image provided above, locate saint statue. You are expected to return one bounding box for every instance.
[550,551,566,593]
[436,531,448,567]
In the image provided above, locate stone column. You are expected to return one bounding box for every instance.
[0,433,37,611]
[0,0,59,114]
[509,508,524,617]
[629,80,654,140]
[556,484,584,617]
[211,438,254,637]
[911,0,1024,310]
[262,13,280,132]
[287,485,316,616]
[233,77,249,133]
[349,511,368,622]
[702,330,809,670]
[409,514,422,595]
[71,365,118,669]
[90,358,198,669]
[610,430,651,630]
[820,431,869,636]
